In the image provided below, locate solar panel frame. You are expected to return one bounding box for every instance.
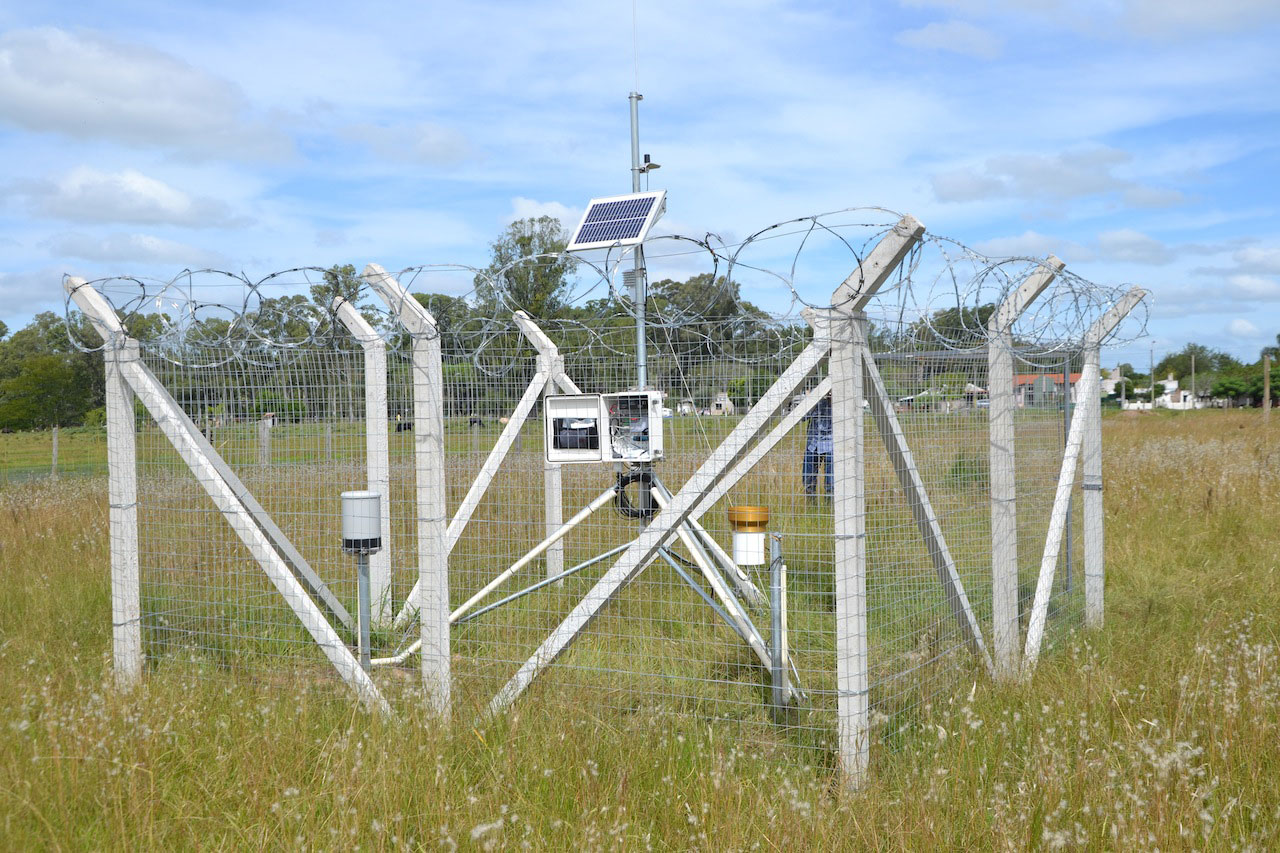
[566,190,667,251]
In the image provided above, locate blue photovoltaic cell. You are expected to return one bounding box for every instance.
[573,196,656,245]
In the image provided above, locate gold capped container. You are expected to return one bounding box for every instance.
[727,505,769,565]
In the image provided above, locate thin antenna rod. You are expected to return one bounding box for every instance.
[632,0,639,92]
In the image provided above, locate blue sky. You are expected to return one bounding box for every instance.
[2,0,1278,369]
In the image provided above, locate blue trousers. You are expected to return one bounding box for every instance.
[803,448,833,496]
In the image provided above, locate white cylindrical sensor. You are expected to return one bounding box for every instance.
[727,506,769,567]
[732,530,766,566]
[341,490,382,554]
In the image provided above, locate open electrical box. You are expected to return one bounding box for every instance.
[545,391,663,464]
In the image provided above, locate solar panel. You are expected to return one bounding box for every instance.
[566,190,666,251]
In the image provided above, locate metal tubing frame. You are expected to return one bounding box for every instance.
[648,488,782,689]
[450,485,618,623]
[333,297,392,625]
[987,256,1064,678]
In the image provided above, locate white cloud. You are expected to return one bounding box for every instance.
[900,0,1280,37]
[338,122,471,165]
[931,147,1184,206]
[0,27,290,159]
[0,268,70,323]
[974,229,1092,260]
[14,167,244,227]
[44,232,225,265]
[1123,0,1280,37]
[895,20,1003,59]
[1096,229,1173,265]
[1232,246,1280,275]
[1228,317,1260,337]
[507,197,580,229]
[1225,274,1280,298]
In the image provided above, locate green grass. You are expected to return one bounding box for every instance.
[1,410,1277,848]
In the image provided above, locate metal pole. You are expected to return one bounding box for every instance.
[629,91,648,390]
[1265,354,1272,424]
[769,534,789,721]
[1191,353,1196,408]
[357,552,371,672]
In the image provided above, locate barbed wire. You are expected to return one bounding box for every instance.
[62,207,1148,372]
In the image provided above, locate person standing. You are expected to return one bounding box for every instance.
[803,394,833,498]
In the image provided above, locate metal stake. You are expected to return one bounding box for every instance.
[769,534,790,720]
[357,552,371,673]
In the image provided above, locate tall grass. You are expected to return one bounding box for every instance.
[1,410,1277,848]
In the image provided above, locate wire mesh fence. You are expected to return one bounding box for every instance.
[63,209,1143,780]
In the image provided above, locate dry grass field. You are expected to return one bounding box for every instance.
[1,410,1277,849]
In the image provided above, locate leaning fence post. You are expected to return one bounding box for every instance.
[987,256,1063,679]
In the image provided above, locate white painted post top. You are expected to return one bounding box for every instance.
[513,311,560,358]
[830,214,926,311]
[64,277,128,342]
[362,263,438,336]
[1085,287,1148,348]
[332,296,381,342]
[989,255,1065,335]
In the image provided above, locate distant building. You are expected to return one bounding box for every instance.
[711,391,735,416]
[1012,373,1081,408]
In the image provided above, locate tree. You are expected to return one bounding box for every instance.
[0,320,7,341]
[1155,343,1241,380]
[473,217,575,317]
[311,264,380,325]
[1211,375,1250,403]
[1262,333,1280,361]
[908,303,996,350]
[0,354,95,429]
[412,292,473,353]
[1108,377,1135,399]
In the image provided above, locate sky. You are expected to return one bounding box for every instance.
[2,0,1278,370]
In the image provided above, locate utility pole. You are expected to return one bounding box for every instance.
[1150,343,1156,410]
[1191,352,1196,410]
[1119,363,1126,407]
[1266,354,1272,425]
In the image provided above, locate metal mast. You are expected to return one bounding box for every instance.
[629,91,648,390]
